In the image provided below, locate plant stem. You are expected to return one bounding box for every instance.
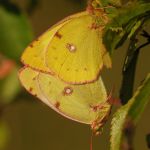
[120,16,150,104]
[122,120,135,150]
[120,39,150,104]
[119,23,150,150]
[120,38,139,105]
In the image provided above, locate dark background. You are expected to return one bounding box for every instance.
[0,0,150,150]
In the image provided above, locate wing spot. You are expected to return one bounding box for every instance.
[66,43,76,52]
[75,69,78,72]
[63,87,73,96]
[29,87,33,92]
[55,32,62,39]
[84,68,87,71]
[66,68,70,71]
[55,102,60,109]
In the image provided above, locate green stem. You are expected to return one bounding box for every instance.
[120,38,139,105]
[120,32,150,105]
[119,23,150,150]
[120,15,150,105]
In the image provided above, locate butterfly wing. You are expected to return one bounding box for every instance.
[21,12,88,73]
[18,67,52,106]
[19,67,111,124]
[21,11,111,84]
[45,13,108,84]
[21,23,67,73]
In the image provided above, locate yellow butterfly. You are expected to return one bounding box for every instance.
[21,11,111,84]
[19,67,111,133]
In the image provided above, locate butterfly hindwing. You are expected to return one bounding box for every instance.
[19,67,111,124]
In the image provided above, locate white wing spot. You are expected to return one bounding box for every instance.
[66,43,76,52]
[63,87,73,96]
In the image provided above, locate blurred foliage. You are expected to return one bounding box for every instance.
[0,5,33,62]
[98,0,150,6]
[0,0,34,105]
[0,55,14,79]
[0,0,34,148]
[0,121,10,150]
[110,74,150,150]
[0,66,20,104]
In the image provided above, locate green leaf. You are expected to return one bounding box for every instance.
[104,2,150,54]
[110,73,150,150]
[109,0,122,6]
[0,6,33,62]
[0,66,21,104]
[98,0,122,7]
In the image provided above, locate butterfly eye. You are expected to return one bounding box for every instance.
[63,87,73,96]
[66,43,76,52]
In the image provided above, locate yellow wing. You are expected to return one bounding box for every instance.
[21,12,88,73]
[45,13,108,84]
[21,22,67,72]
[19,67,111,124]
[18,67,52,106]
